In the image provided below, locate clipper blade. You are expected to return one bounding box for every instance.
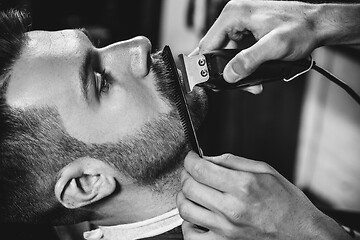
[178,53,209,94]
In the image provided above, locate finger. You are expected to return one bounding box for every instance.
[197,9,248,54]
[181,170,227,213]
[176,191,224,231]
[223,31,286,82]
[181,170,249,223]
[184,151,242,192]
[182,221,212,240]
[203,153,276,175]
[198,24,229,54]
[182,221,208,235]
[182,221,227,240]
[182,221,230,240]
[242,84,263,94]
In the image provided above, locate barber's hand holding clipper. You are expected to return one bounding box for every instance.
[176,151,352,240]
[192,0,360,86]
[177,1,360,239]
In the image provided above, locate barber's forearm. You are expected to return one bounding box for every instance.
[316,3,360,46]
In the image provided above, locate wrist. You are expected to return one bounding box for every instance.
[315,3,360,47]
[309,210,354,240]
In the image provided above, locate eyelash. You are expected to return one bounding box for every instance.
[95,69,110,95]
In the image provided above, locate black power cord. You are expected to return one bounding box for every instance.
[311,63,360,105]
[304,65,360,237]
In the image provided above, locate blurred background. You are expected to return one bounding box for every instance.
[1,0,359,239]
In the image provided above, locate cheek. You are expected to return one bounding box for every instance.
[60,83,171,144]
[98,84,167,130]
[99,88,150,133]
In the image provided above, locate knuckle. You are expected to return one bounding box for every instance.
[220,153,235,163]
[222,199,244,223]
[225,0,250,15]
[182,178,194,196]
[238,173,256,193]
[237,50,257,74]
[192,161,206,179]
[223,1,236,12]
[257,161,275,174]
[221,153,234,159]
[223,1,234,12]
[198,38,213,54]
[227,211,242,228]
[178,202,191,220]
[272,30,292,57]
[198,38,207,52]
[227,209,243,224]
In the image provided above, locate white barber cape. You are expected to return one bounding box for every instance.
[83,208,183,240]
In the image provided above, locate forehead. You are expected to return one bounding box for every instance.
[6,29,89,108]
[27,30,85,56]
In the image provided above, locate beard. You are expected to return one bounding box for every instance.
[89,50,208,187]
[93,110,188,187]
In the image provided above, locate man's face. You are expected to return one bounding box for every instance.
[7,30,176,143]
[5,29,207,183]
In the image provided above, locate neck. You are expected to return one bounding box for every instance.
[91,167,183,227]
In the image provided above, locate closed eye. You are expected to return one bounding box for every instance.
[95,69,111,96]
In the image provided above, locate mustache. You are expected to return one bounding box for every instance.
[150,49,208,131]
[150,49,179,107]
[150,50,172,82]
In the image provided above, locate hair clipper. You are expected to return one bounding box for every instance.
[178,39,313,94]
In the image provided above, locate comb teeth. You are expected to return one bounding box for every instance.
[161,46,202,157]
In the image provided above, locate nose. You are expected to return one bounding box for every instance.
[101,36,152,79]
[127,36,152,78]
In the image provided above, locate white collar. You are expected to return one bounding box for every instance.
[83,209,183,240]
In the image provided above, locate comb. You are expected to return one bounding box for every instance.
[162,46,203,157]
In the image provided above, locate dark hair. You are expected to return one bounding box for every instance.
[0,9,29,89]
[0,9,92,225]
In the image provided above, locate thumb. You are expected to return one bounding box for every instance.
[223,49,256,83]
[223,32,280,83]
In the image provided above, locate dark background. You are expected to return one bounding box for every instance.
[0,0,308,239]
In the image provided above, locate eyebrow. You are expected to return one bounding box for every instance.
[75,28,97,102]
[77,28,99,47]
[79,49,92,102]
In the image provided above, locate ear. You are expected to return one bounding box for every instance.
[54,157,117,209]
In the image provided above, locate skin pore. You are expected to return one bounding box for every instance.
[5,29,207,225]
